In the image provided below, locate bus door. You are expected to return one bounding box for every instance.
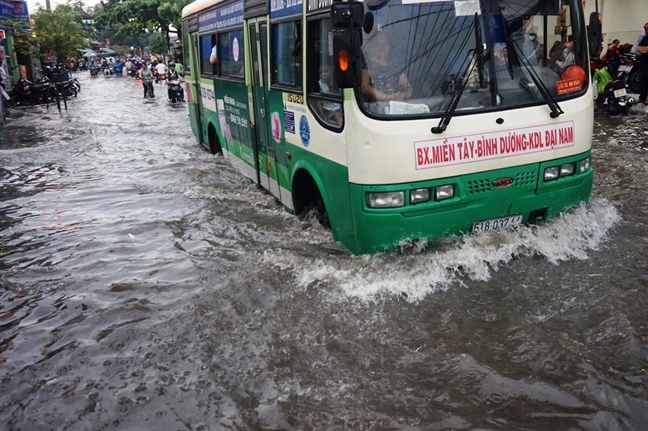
[191,33,204,148]
[249,20,281,198]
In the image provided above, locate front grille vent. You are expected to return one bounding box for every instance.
[515,171,536,187]
[467,179,491,194]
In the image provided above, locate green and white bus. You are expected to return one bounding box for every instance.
[181,0,593,255]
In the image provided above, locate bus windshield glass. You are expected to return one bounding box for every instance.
[359,0,587,117]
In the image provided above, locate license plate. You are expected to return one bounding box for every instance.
[618,65,632,72]
[472,215,524,233]
[614,88,627,98]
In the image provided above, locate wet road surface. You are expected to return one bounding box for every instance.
[1,73,647,430]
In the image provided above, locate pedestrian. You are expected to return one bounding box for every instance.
[634,22,648,106]
[0,59,8,89]
[634,23,648,55]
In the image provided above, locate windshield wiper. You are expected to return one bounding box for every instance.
[432,13,482,134]
[509,37,563,118]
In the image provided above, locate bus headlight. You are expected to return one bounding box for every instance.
[579,157,590,173]
[434,184,455,201]
[544,166,560,181]
[410,188,430,204]
[367,191,405,208]
[560,163,575,177]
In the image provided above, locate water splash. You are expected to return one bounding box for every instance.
[263,198,621,303]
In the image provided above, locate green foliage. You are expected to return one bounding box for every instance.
[29,5,88,60]
[158,0,192,36]
[95,0,192,50]
[149,34,170,55]
[96,0,171,37]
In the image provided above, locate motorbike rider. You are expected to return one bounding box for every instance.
[166,61,184,101]
[166,62,183,81]
[113,58,124,76]
[155,60,167,83]
[138,62,154,98]
[88,60,98,77]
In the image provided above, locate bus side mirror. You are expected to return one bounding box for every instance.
[331,1,365,29]
[588,12,603,57]
[333,29,362,88]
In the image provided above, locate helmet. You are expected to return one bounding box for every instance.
[169,61,175,67]
[561,65,586,82]
[564,41,573,49]
[644,22,648,28]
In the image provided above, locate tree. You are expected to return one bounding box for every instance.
[96,0,171,49]
[95,0,191,53]
[29,5,87,61]
[158,0,192,39]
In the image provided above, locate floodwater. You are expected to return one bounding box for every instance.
[0,73,647,431]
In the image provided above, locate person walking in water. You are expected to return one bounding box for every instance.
[138,62,154,98]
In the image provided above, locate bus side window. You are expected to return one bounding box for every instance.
[307,18,343,130]
[182,22,191,74]
[201,34,217,75]
[218,29,244,79]
[271,20,302,89]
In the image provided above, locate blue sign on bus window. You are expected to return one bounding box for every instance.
[270,0,303,19]
[199,0,244,33]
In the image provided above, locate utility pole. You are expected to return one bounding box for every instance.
[46,0,51,11]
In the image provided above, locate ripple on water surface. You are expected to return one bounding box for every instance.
[0,73,646,430]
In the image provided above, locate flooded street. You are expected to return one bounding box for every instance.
[1,73,647,431]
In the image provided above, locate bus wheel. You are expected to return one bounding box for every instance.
[293,171,330,229]
[207,124,223,156]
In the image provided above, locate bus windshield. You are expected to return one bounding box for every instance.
[359,0,588,117]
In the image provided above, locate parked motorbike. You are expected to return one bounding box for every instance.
[601,78,634,116]
[167,79,184,103]
[9,78,51,105]
[619,53,642,93]
[69,77,81,92]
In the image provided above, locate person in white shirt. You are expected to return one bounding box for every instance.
[154,61,167,83]
[155,62,167,76]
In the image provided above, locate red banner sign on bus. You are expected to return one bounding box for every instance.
[556,78,583,95]
[414,121,575,169]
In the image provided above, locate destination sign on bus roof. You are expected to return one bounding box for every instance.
[271,0,303,19]
[199,0,244,32]
[307,0,333,13]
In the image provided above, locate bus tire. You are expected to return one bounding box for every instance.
[293,170,330,229]
[207,123,223,156]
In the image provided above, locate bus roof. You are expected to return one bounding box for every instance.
[182,0,225,19]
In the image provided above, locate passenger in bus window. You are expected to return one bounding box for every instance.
[316,63,343,126]
[360,32,412,103]
[553,41,575,74]
[210,45,217,64]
